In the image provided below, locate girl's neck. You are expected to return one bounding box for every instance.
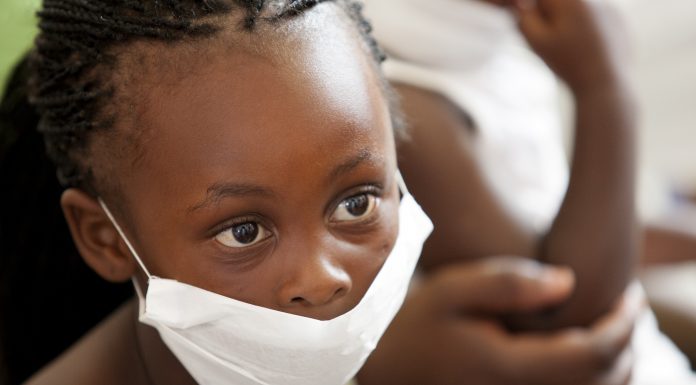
[130,299,197,385]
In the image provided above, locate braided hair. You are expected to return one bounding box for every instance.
[29,0,387,199]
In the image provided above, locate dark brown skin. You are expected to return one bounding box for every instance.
[358,256,643,385]
[27,4,399,384]
[24,300,193,385]
[396,0,638,329]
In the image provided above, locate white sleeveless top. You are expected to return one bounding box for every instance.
[368,0,569,233]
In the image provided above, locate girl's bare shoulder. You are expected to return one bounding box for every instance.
[24,298,147,385]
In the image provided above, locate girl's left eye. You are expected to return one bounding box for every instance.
[330,193,379,222]
[215,222,271,248]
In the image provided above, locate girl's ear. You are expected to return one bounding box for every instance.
[61,188,136,283]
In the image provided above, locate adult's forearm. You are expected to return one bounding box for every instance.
[538,80,638,328]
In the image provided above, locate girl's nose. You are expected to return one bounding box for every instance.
[277,252,352,312]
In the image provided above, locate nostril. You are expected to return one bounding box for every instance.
[333,287,346,299]
[281,265,352,308]
[289,287,345,306]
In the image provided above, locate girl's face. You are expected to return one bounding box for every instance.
[98,6,399,321]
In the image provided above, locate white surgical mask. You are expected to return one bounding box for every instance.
[99,174,433,385]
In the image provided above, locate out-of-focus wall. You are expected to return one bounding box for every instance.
[625,0,696,200]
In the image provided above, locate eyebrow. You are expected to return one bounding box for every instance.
[328,148,383,181]
[188,183,276,213]
[188,149,383,213]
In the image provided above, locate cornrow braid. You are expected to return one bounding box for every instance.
[29,0,386,196]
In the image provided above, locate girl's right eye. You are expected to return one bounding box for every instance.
[215,222,271,248]
[330,193,379,223]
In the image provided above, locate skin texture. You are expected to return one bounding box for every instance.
[28,4,399,384]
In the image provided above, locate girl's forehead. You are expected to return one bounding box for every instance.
[109,4,375,122]
[108,4,393,211]
[135,8,385,139]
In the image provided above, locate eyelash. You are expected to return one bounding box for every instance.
[328,185,383,223]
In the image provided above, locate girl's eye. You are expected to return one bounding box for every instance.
[331,193,378,222]
[215,222,270,248]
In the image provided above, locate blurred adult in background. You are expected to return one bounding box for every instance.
[363,0,696,383]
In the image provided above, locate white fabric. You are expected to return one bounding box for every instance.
[632,284,696,384]
[364,0,696,382]
[368,0,568,232]
[640,262,696,324]
[365,0,518,72]
[100,179,434,385]
[381,58,569,233]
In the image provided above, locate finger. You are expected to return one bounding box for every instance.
[588,282,645,366]
[429,256,575,315]
[494,329,592,383]
[494,283,643,383]
[494,330,619,384]
[596,346,634,385]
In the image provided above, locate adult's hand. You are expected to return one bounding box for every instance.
[357,257,643,385]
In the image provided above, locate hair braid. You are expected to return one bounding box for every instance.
[29,0,387,195]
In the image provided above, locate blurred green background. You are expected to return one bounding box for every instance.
[0,0,40,93]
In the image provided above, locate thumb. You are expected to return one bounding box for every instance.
[429,256,575,315]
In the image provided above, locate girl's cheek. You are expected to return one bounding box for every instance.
[370,198,401,267]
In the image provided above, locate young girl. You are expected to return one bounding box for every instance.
[20,1,436,384]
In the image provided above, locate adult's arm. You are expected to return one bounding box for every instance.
[357,257,642,385]
[397,0,638,328]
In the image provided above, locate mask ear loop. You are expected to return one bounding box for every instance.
[97,198,153,280]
